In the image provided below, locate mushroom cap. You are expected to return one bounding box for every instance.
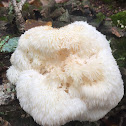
[7,21,124,126]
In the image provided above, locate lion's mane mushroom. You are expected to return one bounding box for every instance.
[7,21,124,126]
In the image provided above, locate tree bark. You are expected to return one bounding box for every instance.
[18,0,27,11]
[11,0,25,33]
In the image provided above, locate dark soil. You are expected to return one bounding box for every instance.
[90,0,126,16]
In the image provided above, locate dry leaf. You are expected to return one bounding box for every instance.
[0,0,10,8]
[111,27,121,37]
[28,0,42,7]
[24,19,52,31]
[84,5,89,8]
[0,3,4,7]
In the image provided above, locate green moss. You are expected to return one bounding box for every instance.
[22,2,30,11]
[110,37,126,67]
[108,4,114,10]
[96,12,105,23]
[111,11,126,29]
[16,0,21,2]
[22,2,42,12]
[38,6,43,11]
[0,16,8,21]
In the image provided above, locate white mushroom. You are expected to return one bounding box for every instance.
[7,21,124,126]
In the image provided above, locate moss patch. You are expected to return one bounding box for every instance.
[96,12,105,24]
[111,37,126,67]
[0,16,8,21]
[111,11,126,29]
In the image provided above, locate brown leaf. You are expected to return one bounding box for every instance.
[28,0,42,7]
[0,3,4,7]
[111,27,121,37]
[84,5,89,8]
[0,0,10,8]
[24,19,52,31]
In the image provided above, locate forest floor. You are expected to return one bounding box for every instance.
[89,0,126,16]
[0,0,126,126]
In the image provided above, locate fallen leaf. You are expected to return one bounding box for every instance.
[0,0,10,8]
[84,5,89,8]
[111,27,121,37]
[28,0,42,7]
[0,3,4,7]
[24,19,52,31]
